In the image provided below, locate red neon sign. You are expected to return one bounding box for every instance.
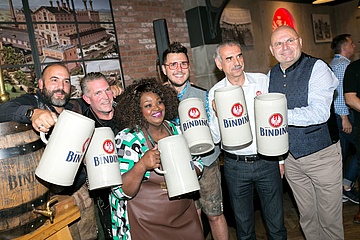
[272,8,296,31]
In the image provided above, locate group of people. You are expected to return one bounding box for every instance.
[0,25,359,240]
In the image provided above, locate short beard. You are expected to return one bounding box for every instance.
[42,86,70,107]
[168,79,187,88]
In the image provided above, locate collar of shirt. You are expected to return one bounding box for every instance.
[173,80,190,125]
[224,71,249,87]
[177,80,189,101]
[334,54,351,63]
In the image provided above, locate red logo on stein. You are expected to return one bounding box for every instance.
[269,113,283,128]
[103,139,115,154]
[231,103,243,117]
[188,107,200,119]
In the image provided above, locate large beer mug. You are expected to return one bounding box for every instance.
[154,135,200,198]
[214,85,252,150]
[85,127,122,190]
[178,98,214,155]
[254,93,288,156]
[35,110,95,186]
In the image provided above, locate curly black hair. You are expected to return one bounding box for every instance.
[114,78,179,131]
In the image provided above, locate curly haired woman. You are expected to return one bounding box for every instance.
[110,78,204,240]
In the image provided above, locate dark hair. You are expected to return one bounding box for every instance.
[41,62,69,79]
[162,42,189,65]
[80,72,108,96]
[331,34,351,54]
[114,77,179,131]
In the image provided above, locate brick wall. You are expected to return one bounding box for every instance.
[111,0,195,87]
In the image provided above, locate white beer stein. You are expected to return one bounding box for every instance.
[85,127,122,190]
[154,135,200,198]
[178,98,214,155]
[214,85,252,150]
[36,110,95,186]
[254,93,288,156]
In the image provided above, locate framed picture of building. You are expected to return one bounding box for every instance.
[312,14,332,43]
[0,0,124,99]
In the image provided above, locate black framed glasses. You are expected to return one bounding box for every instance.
[164,61,189,70]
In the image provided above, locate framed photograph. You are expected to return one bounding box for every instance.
[312,14,332,43]
[220,8,255,47]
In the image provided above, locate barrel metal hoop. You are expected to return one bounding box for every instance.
[0,139,44,159]
[0,122,32,136]
[0,191,50,219]
[0,215,47,239]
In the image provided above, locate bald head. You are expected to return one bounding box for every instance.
[271,26,299,43]
[269,26,303,70]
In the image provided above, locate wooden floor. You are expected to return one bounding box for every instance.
[206,182,360,240]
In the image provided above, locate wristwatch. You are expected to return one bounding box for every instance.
[25,107,35,120]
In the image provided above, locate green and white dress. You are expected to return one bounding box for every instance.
[110,121,204,240]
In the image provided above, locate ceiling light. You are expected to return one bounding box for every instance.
[312,0,335,4]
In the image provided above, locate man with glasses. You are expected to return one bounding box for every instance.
[268,25,343,239]
[161,42,228,240]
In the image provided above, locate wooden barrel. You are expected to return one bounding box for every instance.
[0,122,49,239]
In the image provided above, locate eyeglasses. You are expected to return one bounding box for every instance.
[164,61,189,70]
[272,37,299,49]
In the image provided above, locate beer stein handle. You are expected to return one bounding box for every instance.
[40,132,49,144]
[154,149,166,174]
[154,167,166,174]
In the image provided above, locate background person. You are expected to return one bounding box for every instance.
[161,41,228,240]
[329,34,358,204]
[110,78,204,240]
[268,25,343,239]
[208,40,287,240]
[343,59,360,223]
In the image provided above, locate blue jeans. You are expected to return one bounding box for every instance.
[336,112,359,186]
[223,156,287,240]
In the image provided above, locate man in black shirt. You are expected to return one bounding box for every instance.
[343,59,360,223]
[0,63,79,131]
[80,72,121,239]
[0,63,97,239]
[80,72,119,134]
[0,64,122,239]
